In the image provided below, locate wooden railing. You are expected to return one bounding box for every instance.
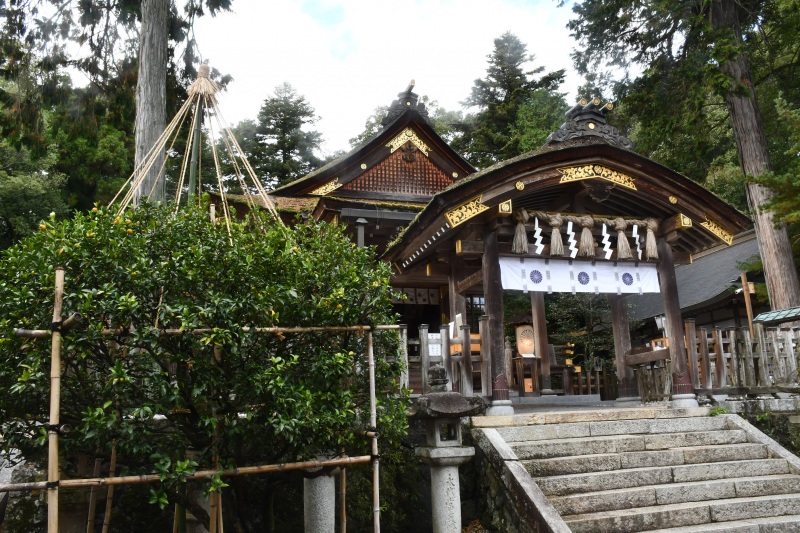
[628,323,800,402]
[685,323,800,394]
[407,320,490,397]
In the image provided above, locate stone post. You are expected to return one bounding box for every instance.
[304,470,337,532]
[413,365,486,533]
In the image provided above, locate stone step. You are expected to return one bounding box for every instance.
[526,443,769,477]
[639,513,800,532]
[563,493,800,533]
[536,459,791,497]
[512,430,748,460]
[550,474,800,515]
[497,415,728,443]
[472,407,711,429]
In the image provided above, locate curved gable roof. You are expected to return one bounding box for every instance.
[384,137,752,270]
[273,87,475,203]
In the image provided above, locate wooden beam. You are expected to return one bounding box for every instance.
[457,269,483,293]
[456,239,483,256]
[625,347,671,367]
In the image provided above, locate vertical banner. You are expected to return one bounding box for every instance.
[499,256,660,294]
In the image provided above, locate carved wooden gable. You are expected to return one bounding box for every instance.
[341,146,454,197]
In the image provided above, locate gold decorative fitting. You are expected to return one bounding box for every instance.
[452,172,459,178]
[674,213,692,230]
[455,240,463,255]
[669,195,678,204]
[426,263,432,277]
[605,102,614,110]
[445,196,489,227]
[309,178,342,196]
[498,200,513,216]
[588,123,596,130]
[515,181,525,191]
[386,128,431,156]
[592,97,601,105]
[557,164,637,190]
[700,216,734,245]
[361,163,367,170]
[579,98,588,106]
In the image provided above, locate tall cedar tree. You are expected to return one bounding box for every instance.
[568,0,800,310]
[0,1,234,205]
[453,32,565,168]
[253,83,323,189]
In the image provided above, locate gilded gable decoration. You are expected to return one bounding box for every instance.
[386,128,431,157]
[309,178,343,196]
[557,164,637,190]
[700,215,734,245]
[445,196,489,227]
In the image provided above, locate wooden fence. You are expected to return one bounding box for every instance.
[629,322,800,402]
[686,323,800,394]
[405,323,617,400]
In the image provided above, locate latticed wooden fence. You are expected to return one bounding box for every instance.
[687,324,800,393]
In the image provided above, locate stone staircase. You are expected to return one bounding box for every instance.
[473,407,800,533]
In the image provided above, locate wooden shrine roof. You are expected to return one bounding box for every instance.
[273,84,475,205]
[383,101,752,273]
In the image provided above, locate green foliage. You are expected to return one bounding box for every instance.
[545,293,618,364]
[709,406,731,416]
[0,141,69,248]
[757,96,800,223]
[0,200,409,525]
[513,89,570,153]
[453,33,565,168]
[349,98,466,149]
[567,0,800,188]
[745,409,800,457]
[252,83,323,189]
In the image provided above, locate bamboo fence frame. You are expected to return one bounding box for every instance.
[8,271,396,532]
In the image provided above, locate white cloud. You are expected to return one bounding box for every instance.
[194,0,580,155]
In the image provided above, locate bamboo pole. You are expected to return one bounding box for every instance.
[0,456,372,493]
[48,267,65,533]
[85,456,103,533]
[741,272,755,337]
[339,463,347,533]
[367,332,380,533]
[16,323,401,339]
[100,443,118,533]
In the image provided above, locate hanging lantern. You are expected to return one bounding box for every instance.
[515,324,535,355]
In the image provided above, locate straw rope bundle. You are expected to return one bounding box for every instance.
[512,209,530,254]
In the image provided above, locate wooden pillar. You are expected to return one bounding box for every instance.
[483,227,512,414]
[530,292,554,394]
[448,253,467,325]
[608,293,637,400]
[657,237,698,407]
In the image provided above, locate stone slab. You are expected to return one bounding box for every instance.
[526,453,621,477]
[494,422,590,443]
[654,479,736,505]
[512,434,645,460]
[621,449,685,469]
[644,430,747,450]
[733,474,800,497]
[724,414,800,475]
[672,459,790,483]
[563,501,712,533]
[710,493,800,522]
[551,485,657,515]
[536,466,674,497]
[681,443,767,464]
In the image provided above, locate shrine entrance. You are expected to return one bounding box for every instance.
[383,100,751,413]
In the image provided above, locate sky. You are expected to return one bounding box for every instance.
[192,0,581,156]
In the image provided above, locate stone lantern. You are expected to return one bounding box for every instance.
[412,365,486,533]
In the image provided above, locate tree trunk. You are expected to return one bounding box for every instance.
[133,0,168,205]
[710,0,800,311]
